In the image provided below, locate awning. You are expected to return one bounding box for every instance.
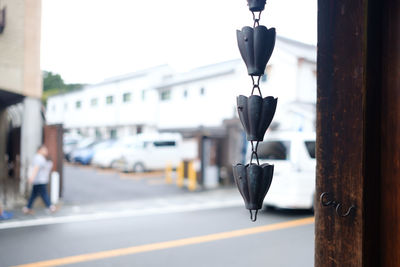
[0,89,25,110]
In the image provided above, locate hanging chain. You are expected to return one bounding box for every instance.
[234,0,274,222]
[251,75,262,97]
[250,141,260,165]
[252,11,262,28]
[248,10,265,166]
[249,75,263,166]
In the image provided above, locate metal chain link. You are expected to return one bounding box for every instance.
[238,0,273,222]
[252,11,262,28]
[251,75,262,97]
[248,10,265,167]
[250,141,260,165]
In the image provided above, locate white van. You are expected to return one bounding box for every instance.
[248,131,316,210]
[116,133,195,172]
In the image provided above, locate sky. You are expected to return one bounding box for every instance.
[41,0,317,84]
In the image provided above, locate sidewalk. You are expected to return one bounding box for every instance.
[0,187,243,229]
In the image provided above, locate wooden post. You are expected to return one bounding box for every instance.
[377,1,400,265]
[43,124,64,197]
[316,0,400,266]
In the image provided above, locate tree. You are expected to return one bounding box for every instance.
[43,71,65,92]
[42,71,85,105]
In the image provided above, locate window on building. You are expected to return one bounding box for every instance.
[91,98,98,106]
[109,128,117,139]
[160,89,171,101]
[76,101,81,109]
[153,141,176,147]
[52,105,56,112]
[64,103,68,111]
[200,87,205,95]
[106,96,114,105]
[142,90,146,100]
[123,92,131,102]
[183,90,188,98]
[95,129,102,139]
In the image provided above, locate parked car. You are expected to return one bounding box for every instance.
[115,133,185,172]
[249,131,316,210]
[65,138,97,162]
[63,135,82,161]
[91,136,138,168]
[72,139,116,165]
[69,139,100,163]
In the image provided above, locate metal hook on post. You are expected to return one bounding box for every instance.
[320,192,334,206]
[320,192,355,217]
[336,203,356,217]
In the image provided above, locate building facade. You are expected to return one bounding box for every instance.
[47,36,316,138]
[47,65,172,138]
[0,0,43,208]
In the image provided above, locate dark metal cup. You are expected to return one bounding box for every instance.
[237,26,276,76]
[237,95,277,141]
[233,163,274,213]
[247,0,267,12]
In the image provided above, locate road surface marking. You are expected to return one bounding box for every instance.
[73,164,92,169]
[118,174,143,180]
[119,171,164,180]
[95,168,118,175]
[11,217,314,267]
[0,200,243,229]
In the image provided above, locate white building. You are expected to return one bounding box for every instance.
[47,65,172,138]
[46,36,316,138]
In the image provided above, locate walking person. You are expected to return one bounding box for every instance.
[23,145,56,214]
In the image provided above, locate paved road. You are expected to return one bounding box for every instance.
[0,165,314,267]
[0,206,314,267]
[62,164,186,205]
[8,164,191,220]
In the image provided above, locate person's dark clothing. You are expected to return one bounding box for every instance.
[27,184,51,209]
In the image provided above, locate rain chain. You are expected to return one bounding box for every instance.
[233,0,277,222]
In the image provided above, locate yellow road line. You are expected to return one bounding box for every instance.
[75,164,92,169]
[118,174,143,180]
[95,168,117,174]
[119,171,164,180]
[12,217,314,267]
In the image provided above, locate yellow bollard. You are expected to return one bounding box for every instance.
[188,161,197,191]
[176,162,184,188]
[165,163,173,184]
